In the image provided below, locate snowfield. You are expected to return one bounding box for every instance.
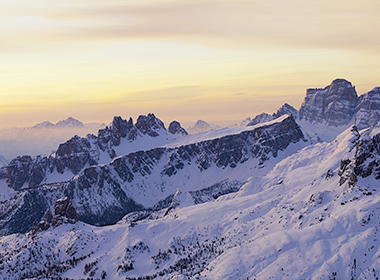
[2,124,380,279]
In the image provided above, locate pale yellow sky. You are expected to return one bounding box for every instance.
[1,0,380,127]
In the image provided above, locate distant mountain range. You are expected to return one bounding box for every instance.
[32,117,106,129]
[3,79,380,279]
[0,117,106,160]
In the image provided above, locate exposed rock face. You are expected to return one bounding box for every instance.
[0,190,48,235]
[0,115,305,235]
[5,155,34,190]
[98,116,134,156]
[134,113,166,138]
[55,135,98,175]
[355,87,380,130]
[337,125,380,187]
[0,114,169,191]
[299,79,358,126]
[274,103,298,119]
[168,121,188,135]
[245,80,380,132]
[32,197,78,233]
[52,197,79,226]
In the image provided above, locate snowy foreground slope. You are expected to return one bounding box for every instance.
[2,124,380,279]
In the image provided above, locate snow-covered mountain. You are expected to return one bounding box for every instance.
[0,114,188,192]
[244,79,380,143]
[3,79,380,279]
[0,114,306,235]
[186,120,220,134]
[2,123,380,279]
[33,117,85,128]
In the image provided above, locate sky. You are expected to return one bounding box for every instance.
[1,0,380,128]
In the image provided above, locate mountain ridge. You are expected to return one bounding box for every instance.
[3,78,380,279]
[2,123,380,279]
[0,114,306,235]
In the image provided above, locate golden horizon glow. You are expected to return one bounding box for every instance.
[1,0,380,127]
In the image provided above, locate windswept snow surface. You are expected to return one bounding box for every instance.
[3,125,380,279]
[297,119,354,143]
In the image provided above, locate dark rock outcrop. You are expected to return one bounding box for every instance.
[134,113,166,138]
[32,197,79,233]
[338,125,380,186]
[168,121,188,135]
[52,197,79,226]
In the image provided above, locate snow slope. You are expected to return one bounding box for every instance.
[2,124,380,279]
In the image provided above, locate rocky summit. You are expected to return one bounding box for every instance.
[247,103,298,126]
[299,78,358,126]
[168,121,188,135]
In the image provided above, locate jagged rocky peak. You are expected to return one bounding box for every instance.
[168,121,188,135]
[274,103,298,119]
[299,78,358,126]
[356,87,380,129]
[134,113,166,137]
[111,116,134,138]
[55,117,85,128]
[246,103,298,127]
[247,112,273,126]
[56,135,90,157]
[98,116,134,151]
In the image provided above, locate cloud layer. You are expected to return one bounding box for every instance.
[2,0,380,51]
